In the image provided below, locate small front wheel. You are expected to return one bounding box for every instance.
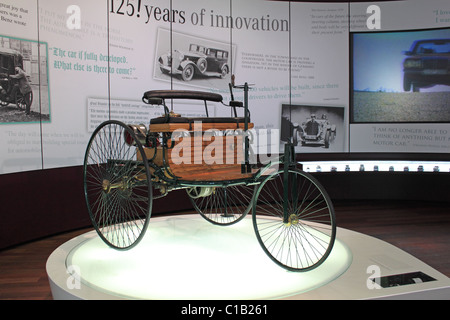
[220,65,229,79]
[188,184,255,226]
[181,64,195,81]
[15,90,33,110]
[403,75,412,92]
[196,58,207,73]
[252,168,336,272]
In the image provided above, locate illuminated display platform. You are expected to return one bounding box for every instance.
[47,215,450,300]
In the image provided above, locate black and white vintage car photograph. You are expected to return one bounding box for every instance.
[281,104,345,152]
[154,29,234,89]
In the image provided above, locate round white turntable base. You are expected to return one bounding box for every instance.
[47,215,351,300]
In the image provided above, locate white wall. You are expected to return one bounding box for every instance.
[0,0,449,174]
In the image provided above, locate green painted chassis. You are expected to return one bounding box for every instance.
[83,84,336,272]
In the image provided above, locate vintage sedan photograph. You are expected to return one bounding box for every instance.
[154,28,235,90]
[159,43,230,81]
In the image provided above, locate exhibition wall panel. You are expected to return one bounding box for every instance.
[39,0,110,170]
[350,1,450,153]
[286,1,349,154]
[1,0,450,175]
[0,0,43,173]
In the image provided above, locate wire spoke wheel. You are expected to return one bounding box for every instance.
[188,184,255,225]
[253,168,336,272]
[83,120,152,250]
[15,90,32,110]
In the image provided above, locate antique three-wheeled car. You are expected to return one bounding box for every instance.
[83,82,336,272]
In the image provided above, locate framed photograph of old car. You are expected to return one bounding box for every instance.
[154,28,236,91]
[281,104,345,152]
[0,35,50,124]
[351,27,450,123]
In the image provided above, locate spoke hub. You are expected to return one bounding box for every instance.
[102,178,130,194]
[187,186,214,199]
[285,214,299,227]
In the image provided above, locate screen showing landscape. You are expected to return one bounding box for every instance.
[351,27,450,123]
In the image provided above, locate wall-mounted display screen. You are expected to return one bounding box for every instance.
[351,27,450,123]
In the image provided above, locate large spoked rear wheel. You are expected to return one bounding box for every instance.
[83,120,152,250]
[253,168,336,272]
[187,184,255,226]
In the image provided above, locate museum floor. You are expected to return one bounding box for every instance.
[1,199,449,300]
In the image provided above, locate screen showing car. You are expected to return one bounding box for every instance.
[351,27,450,123]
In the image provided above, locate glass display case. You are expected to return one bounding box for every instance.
[299,161,450,173]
